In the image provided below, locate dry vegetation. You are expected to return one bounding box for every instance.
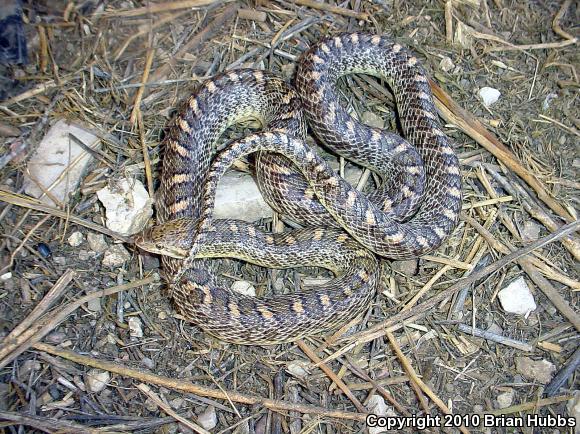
[0,0,578,433]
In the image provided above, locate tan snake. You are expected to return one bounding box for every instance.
[135,33,462,344]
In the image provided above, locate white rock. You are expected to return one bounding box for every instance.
[214,172,273,222]
[542,92,558,111]
[286,361,309,379]
[479,87,501,107]
[68,231,84,247]
[197,405,217,430]
[23,120,101,206]
[97,178,153,236]
[496,388,514,408]
[128,317,143,338]
[1,272,12,281]
[515,357,555,384]
[498,277,536,316]
[85,369,110,393]
[87,298,102,312]
[440,56,455,73]
[102,245,131,268]
[87,232,108,253]
[231,280,256,297]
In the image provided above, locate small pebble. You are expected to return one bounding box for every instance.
[85,369,110,393]
[128,317,144,338]
[87,233,108,253]
[87,298,102,312]
[520,220,541,242]
[286,361,309,379]
[439,56,455,72]
[361,111,384,129]
[53,256,66,266]
[68,231,84,247]
[231,280,256,296]
[141,357,155,370]
[479,86,501,107]
[391,259,418,276]
[1,272,12,281]
[496,388,514,408]
[197,405,217,430]
[102,245,131,268]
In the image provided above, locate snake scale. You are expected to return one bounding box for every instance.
[135,33,462,344]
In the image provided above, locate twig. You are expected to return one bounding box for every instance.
[457,324,534,352]
[137,384,210,434]
[31,343,367,421]
[0,411,100,434]
[552,0,576,42]
[292,0,368,20]
[102,0,220,18]
[385,331,470,434]
[296,340,366,413]
[483,395,572,415]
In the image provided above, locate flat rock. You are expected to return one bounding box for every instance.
[515,357,556,384]
[214,171,273,222]
[97,178,153,236]
[23,120,101,206]
[498,276,536,316]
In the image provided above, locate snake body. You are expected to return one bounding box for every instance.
[136,33,462,344]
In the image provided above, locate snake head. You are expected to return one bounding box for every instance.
[134,217,197,259]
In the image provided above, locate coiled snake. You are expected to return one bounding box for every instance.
[135,33,462,344]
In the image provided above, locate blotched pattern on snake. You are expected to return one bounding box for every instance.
[135,33,462,344]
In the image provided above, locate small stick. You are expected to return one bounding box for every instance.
[102,0,219,18]
[130,47,155,125]
[292,0,368,20]
[483,395,571,416]
[445,1,453,44]
[457,324,534,352]
[552,0,576,42]
[385,331,470,434]
[137,384,210,434]
[31,343,367,421]
[296,340,366,413]
[344,356,410,416]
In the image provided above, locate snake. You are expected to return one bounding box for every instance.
[135,33,462,345]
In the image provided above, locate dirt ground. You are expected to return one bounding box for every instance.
[0,1,578,433]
